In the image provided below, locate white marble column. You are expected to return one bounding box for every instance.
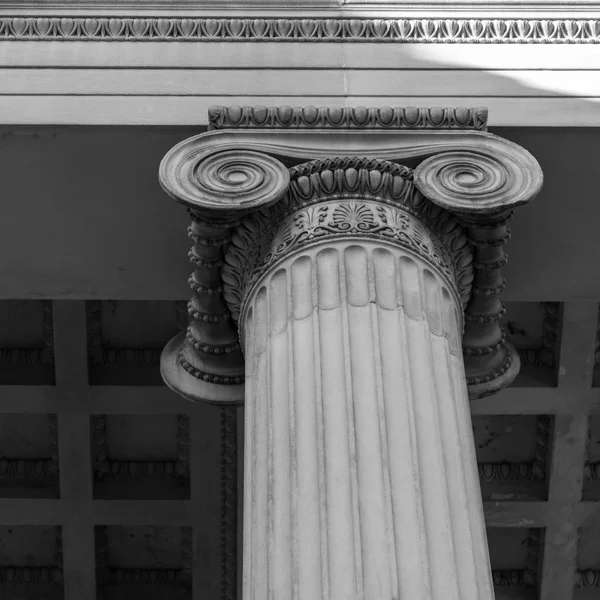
[241,238,493,600]
[159,108,543,600]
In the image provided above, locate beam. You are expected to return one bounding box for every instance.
[53,301,97,600]
[189,412,223,599]
[2,384,597,415]
[3,498,596,529]
[540,302,598,600]
[3,42,600,70]
[1,96,600,127]
[483,501,548,528]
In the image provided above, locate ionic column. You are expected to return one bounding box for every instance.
[222,160,491,600]
[158,107,544,600]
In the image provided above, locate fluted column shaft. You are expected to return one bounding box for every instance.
[241,239,493,600]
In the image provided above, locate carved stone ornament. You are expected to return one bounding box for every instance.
[159,105,543,402]
[2,17,600,44]
[222,157,473,328]
[208,106,488,132]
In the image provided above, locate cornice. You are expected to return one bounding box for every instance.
[2,15,600,42]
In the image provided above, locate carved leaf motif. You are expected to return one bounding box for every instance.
[84,18,100,36]
[132,19,147,37]
[441,20,460,40]
[466,19,484,38]
[370,19,388,38]
[35,18,51,36]
[324,19,341,38]
[584,19,600,40]
[348,19,366,38]
[515,19,534,39]
[251,19,268,38]
[108,18,122,37]
[179,19,195,37]
[228,19,244,38]
[10,18,27,36]
[377,206,409,232]
[411,220,434,255]
[396,19,415,39]
[419,18,438,39]
[294,205,328,239]
[203,19,220,37]
[155,19,171,38]
[276,19,292,37]
[300,19,317,38]
[490,19,508,39]
[59,18,75,36]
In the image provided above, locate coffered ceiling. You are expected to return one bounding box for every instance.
[0,125,598,599]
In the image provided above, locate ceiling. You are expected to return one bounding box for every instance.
[0,126,599,599]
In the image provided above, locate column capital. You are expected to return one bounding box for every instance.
[221,156,473,328]
[159,105,543,402]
